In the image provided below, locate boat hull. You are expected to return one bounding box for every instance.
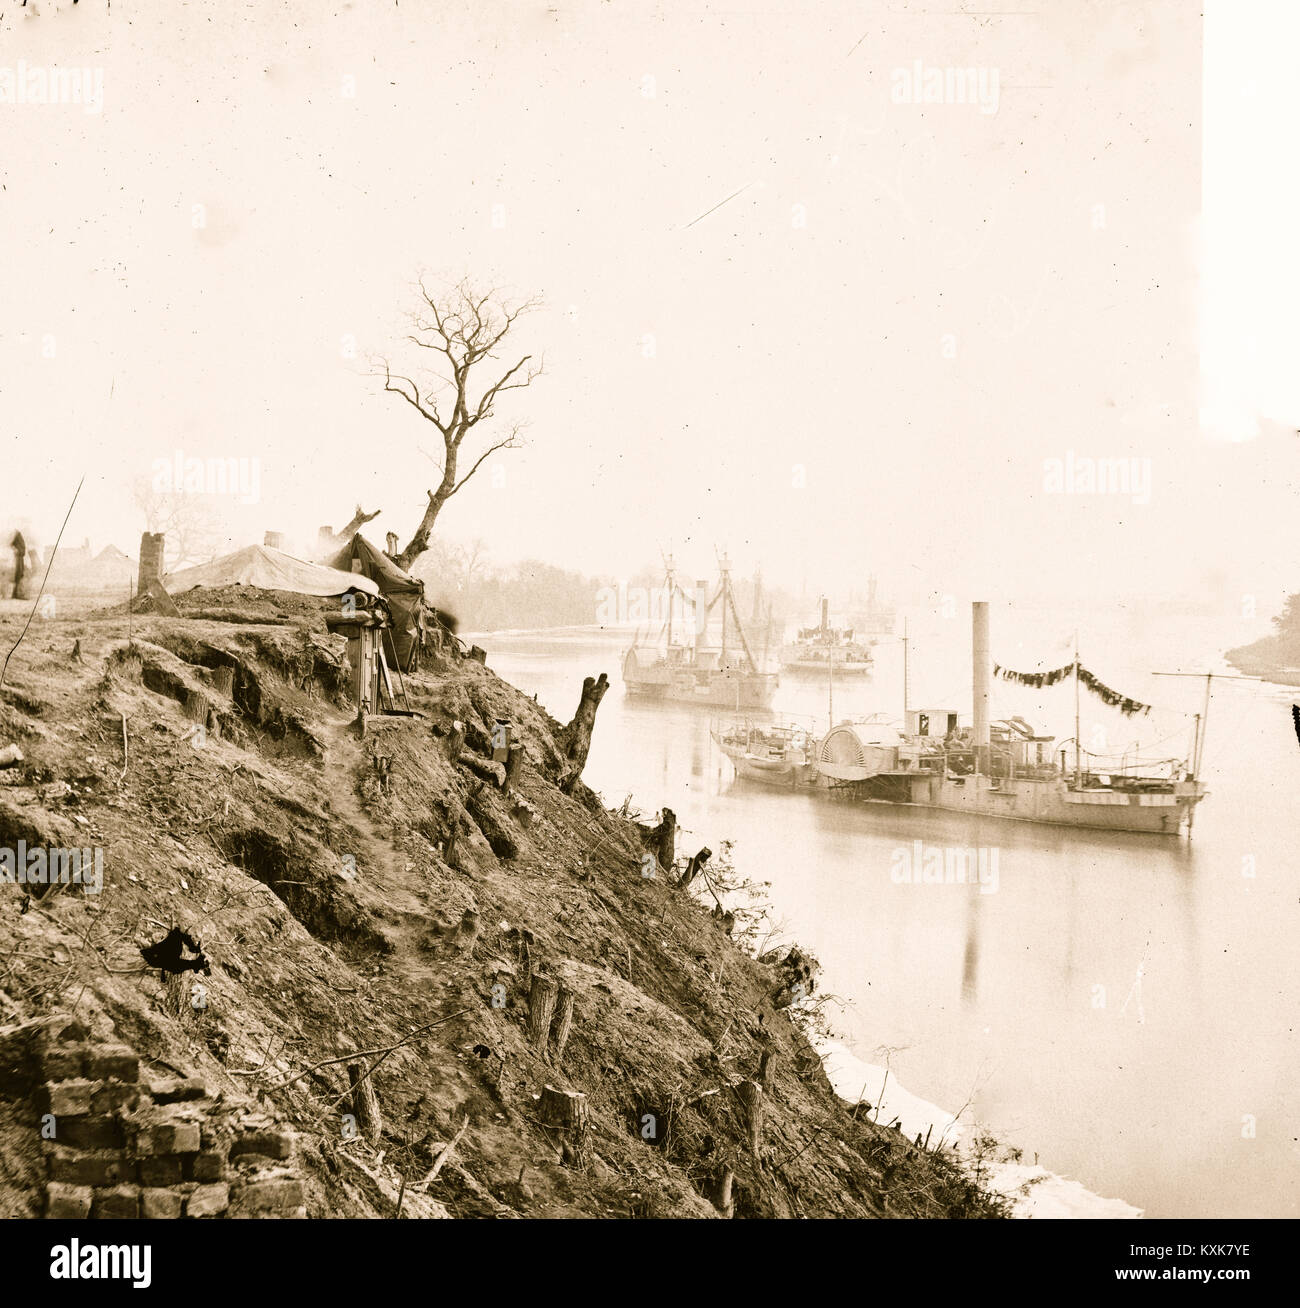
[625,666,778,709]
[844,772,1206,835]
[780,659,873,677]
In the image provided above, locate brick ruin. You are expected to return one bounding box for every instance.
[3,1019,307,1219]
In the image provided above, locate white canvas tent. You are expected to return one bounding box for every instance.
[164,544,381,599]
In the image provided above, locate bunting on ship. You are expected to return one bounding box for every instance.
[992,661,1152,717]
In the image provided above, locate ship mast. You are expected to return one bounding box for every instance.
[720,555,729,664]
[664,552,675,650]
[1073,630,1082,787]
[1151,669,1261,779]
[902,616,909,715]
[972,601,990,776]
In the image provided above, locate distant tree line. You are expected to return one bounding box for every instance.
[411,538,610,633]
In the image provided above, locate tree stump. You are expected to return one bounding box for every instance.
[737,1080,763,1155]
[758,1047,777,1093]
[555,673,610,794]
[649,807,676,873]
[504,743,525,792]
[446,720,466,762]
[550,985,575,1068]
[538,1085,591,1172]
[347,1061,383,1146]
[465,786,519,860]
[527,976,558,1058]
[714,1167,735,1218]
[182,689,209,725]
[210,665,235,696]
[680,846,712,888]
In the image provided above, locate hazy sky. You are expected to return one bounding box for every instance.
[2,0,1297,615]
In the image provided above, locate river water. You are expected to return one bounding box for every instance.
[474,604,1299,1218]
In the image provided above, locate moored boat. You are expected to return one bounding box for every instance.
[712,718,816,784]
[623,554,778,709]
[779,597,873,676]
[814,604,1209,836]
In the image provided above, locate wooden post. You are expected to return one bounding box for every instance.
[550,986,575,1068]
[347,1061,383,1146]
[537,1085,591,1171]
[737,1080,763,1155]
[528,976,558,1059]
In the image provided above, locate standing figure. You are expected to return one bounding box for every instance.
[10,530,26,599]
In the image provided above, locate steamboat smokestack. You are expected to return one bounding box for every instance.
[820,596,829,633]
[694,579,708,655]
[972,601,990,775]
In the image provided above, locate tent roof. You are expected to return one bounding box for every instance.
[164,544,381,599]
[328,534,423,595]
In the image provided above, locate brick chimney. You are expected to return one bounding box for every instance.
[137,533,165,597]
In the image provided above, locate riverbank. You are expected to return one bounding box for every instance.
[0,605,1009,1218]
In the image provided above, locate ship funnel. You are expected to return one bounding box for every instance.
[694,579,708,650]
[820,596,829,633]
[972,601,990,774]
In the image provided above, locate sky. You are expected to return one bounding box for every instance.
[1,0,1297,617]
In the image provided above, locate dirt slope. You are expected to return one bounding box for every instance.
[0,605,1006,1219]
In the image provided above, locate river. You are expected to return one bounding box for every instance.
[472,603,1299,1219]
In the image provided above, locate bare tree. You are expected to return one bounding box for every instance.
[378,278,542,572]
[132,478,223,571]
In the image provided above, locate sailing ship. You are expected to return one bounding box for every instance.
[622,555,779,709]
[815,603,1209,835]
[778,597,874,676]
